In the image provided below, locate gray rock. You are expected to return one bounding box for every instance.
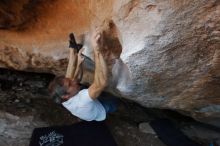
[14,99,20,103]
[139,122,156,134]
[0,119,7,133]
[182,125,220,143]
[0,111,48,146]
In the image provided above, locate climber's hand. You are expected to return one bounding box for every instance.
[91,28,102,51]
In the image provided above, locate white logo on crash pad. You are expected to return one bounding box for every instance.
[39,131,64,146]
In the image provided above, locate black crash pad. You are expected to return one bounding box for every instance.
[29,121,117,146]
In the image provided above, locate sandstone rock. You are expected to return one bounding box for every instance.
[0,0,220,127]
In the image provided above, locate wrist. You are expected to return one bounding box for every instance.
[93,49,101,55]
[77,63,81,66]
[93,46,101,51]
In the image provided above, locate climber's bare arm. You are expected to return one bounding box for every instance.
[88,32,108,100]
[65,48,77,79]
[73,48,85,81]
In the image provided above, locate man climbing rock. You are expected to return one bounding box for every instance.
[48,29,117,121]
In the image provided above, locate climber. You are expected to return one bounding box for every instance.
[48,29,118,121]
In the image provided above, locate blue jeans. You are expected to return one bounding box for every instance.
[99,97,118,113]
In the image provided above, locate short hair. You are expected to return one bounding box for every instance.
[48,76,67,104]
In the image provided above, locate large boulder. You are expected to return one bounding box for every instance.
[0,0,220,126]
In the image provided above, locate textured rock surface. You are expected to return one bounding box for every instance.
[0,0,220,126]
[0,111,47,146]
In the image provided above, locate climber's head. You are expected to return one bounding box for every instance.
[48,76,81,104]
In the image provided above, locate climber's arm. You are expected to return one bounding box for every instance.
[73,48,85,81]
[65,48,78,79]
[88,32,108,100]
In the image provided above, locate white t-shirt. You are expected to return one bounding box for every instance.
[62,89,106,121]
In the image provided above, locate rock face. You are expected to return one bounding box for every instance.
[0,0,220,126]
[0,111,47,146]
